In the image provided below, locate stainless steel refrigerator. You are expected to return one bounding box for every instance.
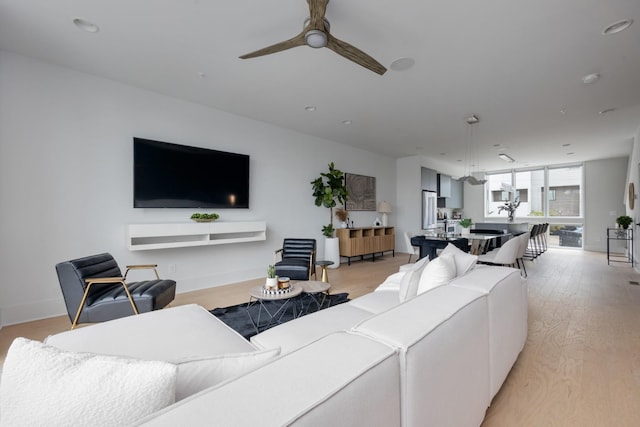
[422,190,438,229]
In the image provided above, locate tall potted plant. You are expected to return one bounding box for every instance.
[311,162,349,268]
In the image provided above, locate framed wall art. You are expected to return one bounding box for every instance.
[345,173,376,211]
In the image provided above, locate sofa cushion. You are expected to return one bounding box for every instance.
[440,243,478,276]
[0,337,177,427]
[374,271,405,292]
[137,332,401,427]
[398,255,431,301]
[45,304,255,360]
[417,253,457,294]
[173,347,281,400]
[251,303,374,354]
[347,290,400,314]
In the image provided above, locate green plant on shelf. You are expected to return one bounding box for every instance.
[190,213,219,222]
[459,218,473,228]
[267,264,276,279]
[616,215,633,229]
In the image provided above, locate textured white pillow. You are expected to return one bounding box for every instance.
[0,337,177,427]
[417,253,457,294]
[174,347,280,400]
[398,256,430,301]
[440,243,478,276]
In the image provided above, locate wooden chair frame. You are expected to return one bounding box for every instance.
[71,264,160,329]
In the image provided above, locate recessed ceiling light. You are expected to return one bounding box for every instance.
[567,152,575,155]
[341,120,352,125]
[582,73,600,84]
[304,106,316,112]
[599,108,617,115]
[73,18,99,33]
[498,153,515,163]
[560,109,567,115]
[562,143,571,147]
[602,19,633,35]
[390,57,415,71]
[465,114,480,124]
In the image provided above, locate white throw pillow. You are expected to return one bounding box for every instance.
[417,253,457,294]
[398,256,430,302]
[173,347,280,400]
[0,337,177,427]
[440,243,478,276]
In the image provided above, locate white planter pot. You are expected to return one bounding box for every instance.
[324,237,340,269]
[461,228,471,236]
[265,277,278,290]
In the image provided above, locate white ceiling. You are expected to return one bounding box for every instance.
[1,0,639,171]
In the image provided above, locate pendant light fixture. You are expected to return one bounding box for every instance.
[458,114,487,185]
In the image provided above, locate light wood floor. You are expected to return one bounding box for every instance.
[2,249,640,426]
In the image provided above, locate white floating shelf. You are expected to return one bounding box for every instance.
[128,221,267,251]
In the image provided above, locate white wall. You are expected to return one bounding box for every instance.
[584,157,629,252]
[0,51,396,326]
[625,127,640,267]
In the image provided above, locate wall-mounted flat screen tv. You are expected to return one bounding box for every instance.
[133,137,250,208]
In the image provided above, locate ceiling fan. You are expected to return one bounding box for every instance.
[239,0,387,75]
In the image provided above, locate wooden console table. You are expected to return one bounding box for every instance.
[336,227,395,265]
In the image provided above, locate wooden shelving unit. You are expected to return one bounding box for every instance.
[336,226,395,265]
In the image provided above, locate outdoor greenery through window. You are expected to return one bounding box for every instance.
[485,164,583,248]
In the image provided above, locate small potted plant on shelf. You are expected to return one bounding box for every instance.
[190,213,219,222]
[459,218,473,234]
[266,264,277,290]
[616,215,633,229]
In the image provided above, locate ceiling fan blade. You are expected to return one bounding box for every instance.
[239,32,306,59]
[308,0,329,30]
[326,34,386,75]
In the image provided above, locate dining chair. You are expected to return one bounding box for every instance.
[404,231,421,263]
[477,235,521,268]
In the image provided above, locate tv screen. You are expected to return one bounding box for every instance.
[133,137,250,208]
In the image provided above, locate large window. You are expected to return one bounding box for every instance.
[484,164,584,248]
[548,166,582,217]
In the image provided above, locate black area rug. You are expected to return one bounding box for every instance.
[210,292,349,340]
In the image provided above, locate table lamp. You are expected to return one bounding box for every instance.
[378,201,392,226]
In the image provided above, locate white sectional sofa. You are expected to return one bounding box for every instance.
[0,245,527,427]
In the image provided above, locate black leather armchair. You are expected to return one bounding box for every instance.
[55,253,176,329]
[274,239,317,281]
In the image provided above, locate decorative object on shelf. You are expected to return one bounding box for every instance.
[335,208,348,228]
[345,173,376,211]
[374,218,382,227]
[459,218,473,235]
[616,215,633,229]
[265,265,278,290]
[277,276,290,289]
[190,213,219,222]
[261,286,292,296]
[378,201,392,226]
[497,198,520,222]
[311,162,349,237]
[457,114,487,185]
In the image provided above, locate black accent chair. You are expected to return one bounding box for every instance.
[55,253,176,329]
[274,239,317,281]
